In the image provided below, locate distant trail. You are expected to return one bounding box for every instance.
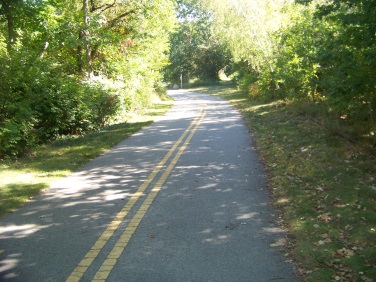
[0,90,297,281]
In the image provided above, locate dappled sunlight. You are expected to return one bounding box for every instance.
[0,90,295,281]
[200,228,213,234]
[0,224,52,239]
[277,197,290,204]
[102,190,134,201]
[132,91,290,270]
[202,234,230,245]
[51,175,95,193]
[0,91,212,278]
[0,255,19,279]
[214,187,233,193]
[236,212,258,220]
[262,227,285,234]
[15,173,34,183]
[245,100,289,114]
[196,183,218,190]
[79,212,110,222]
[0,168,38,185]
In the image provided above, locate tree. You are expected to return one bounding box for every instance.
[271,5,324,101]
[0,0,15,52]
[313,0,376,143]
[0,0,176,157]
[165,0,230,84]
[202,0,292,72]
[198,0,376,143]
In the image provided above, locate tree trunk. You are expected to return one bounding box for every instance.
[370,97,376,146]
[83,0,93,77]
[86,43,93,77]
[39,41,49,58]
[3,1,14,52]
[77,31,84,74]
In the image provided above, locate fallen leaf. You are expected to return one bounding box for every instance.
[321,233,330,239]
[318,213,332,222]
[361,275,373,282]
[337,248,354,258]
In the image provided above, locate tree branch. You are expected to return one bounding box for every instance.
[89,0,116,13]
[108,9,136,28]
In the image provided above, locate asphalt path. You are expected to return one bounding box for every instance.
[0,90,297,281]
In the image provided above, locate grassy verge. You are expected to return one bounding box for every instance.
[190,85,376,282]
[0,97,173,219]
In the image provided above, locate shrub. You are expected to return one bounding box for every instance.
[0,56,120,158]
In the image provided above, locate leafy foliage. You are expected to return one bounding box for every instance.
[313,0,376,141]
[165,0,230,84]
[199,0,376,145]
[0,0,176,158]
[0,53,120,157]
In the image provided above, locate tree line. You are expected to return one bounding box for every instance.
[1,0,375,158]
[0,0,175,157]
[167,0,376,145]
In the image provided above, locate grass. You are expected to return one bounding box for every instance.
[0,97,173,218]
[190,85,376,282]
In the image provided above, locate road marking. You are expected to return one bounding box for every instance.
[92,107,206,281]
[66,105,206,282]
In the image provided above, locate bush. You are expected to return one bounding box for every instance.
[0,56,120,158]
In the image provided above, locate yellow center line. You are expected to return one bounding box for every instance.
[66,105,206,282]
[92,107,207,281]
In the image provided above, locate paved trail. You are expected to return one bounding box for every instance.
[0,90,297,281]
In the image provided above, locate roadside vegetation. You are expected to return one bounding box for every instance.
[0,0,176,158]
[167,0,376,148]
[0,0,175,216]
[0,97,173,218]
[192,84,375,282]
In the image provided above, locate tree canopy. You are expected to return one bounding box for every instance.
[197,0,376,145]
[164,0,230,84]
[0,0,176,157]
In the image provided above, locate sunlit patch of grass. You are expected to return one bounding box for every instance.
[0,183,47,217]
[0,99,173,218]
[191,85,376,282]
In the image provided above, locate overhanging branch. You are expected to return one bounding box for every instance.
[89,0,116,13]
[108,9,136,28]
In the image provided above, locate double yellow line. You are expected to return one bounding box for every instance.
[66,105,206,282]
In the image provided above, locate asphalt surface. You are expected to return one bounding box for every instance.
[0,90,297,281]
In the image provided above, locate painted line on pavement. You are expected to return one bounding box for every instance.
[66,105,206,282]
[92,107,207,281]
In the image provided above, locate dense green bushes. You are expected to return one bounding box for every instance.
[274,1,375,143]
[0,56,120,157]
[0,0,176,158]
[202,0,376,145]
